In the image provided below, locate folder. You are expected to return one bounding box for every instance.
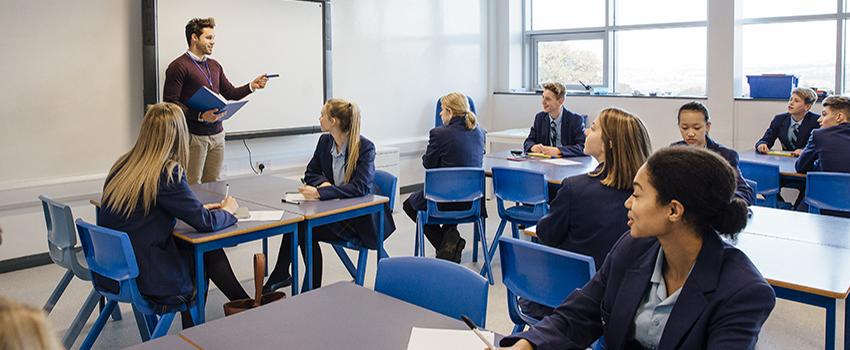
[186,86,249,121]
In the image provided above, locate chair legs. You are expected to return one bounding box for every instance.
[132,306,152,342]
[150,312,176,339]
[79,299,118,350]
[61,288,100,349]
[476,219,494,285]
[331,244,374,286]
[43,270,74,313]
[488,219,509,260]
[415,211,427,256]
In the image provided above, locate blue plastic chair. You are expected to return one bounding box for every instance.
[415,168,493,284]
[435,95,477,127]
[499,236,596,334]
[375,256,489,327]
[739,160,780,208]
[74,219,198,350]
[804,172,850,214]
[39,196,121,349]
[328,169,396,285]
[489,167,549,259]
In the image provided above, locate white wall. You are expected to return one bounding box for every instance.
[0,0,490,261]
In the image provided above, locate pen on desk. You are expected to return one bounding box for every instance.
[461,315,495,350]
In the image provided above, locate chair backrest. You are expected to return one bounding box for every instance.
[492,167,548,205]
[373,169,398,211]
[499,237,595,309]
[434,95,477,127]
[805,172,850,213]
[424,167,485,219]
[375,256,489,326]
[75,219,144,304]
[739,160,780,195]
[39,195,85,273]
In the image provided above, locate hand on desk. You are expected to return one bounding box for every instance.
[318,182,332,188]
[756,144,770,154]
[299,185,320,200]
[791,149,802,157]
[220,196,239,215]
[530,144,544,153]
[200,108,222,123]
[203,203,221,210]
[540,146,561,157]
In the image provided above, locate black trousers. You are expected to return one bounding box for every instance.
[268,223,350,290]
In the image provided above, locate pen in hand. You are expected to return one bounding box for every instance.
[225,183,230,199]
[461,315,495,350]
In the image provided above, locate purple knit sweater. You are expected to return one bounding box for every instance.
[163,53,252,135]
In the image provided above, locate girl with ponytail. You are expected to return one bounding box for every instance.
[265,98,396,291]
[499,146,775,350]
[402,92,486,263]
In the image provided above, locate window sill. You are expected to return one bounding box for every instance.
[494,91,707,100]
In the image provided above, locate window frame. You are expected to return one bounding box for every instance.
[524,0,709,95]
[736,5,849,95]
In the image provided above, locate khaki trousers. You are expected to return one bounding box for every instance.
[188,131,225,184]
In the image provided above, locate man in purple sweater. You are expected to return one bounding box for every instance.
[163,17,269,184]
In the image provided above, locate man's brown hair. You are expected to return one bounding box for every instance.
[185,17,215,46]
[542,82,566,99]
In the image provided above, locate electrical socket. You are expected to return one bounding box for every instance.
[254,160,271,174]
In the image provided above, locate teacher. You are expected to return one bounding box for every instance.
[163,17,269,184]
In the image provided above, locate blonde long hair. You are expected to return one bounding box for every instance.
[441,92,477,130]
[324,98,362,183]
[102,103,190,218]
[0,296,62,350]
[589,107,652,190]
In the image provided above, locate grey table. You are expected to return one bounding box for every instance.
[745,206,850,249]
[196,175,389,291]
[178,281,472,349]
[738,149,804,178]
[484,151,598,184]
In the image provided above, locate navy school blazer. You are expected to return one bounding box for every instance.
[97,167,237,298]
[500,232,776,350]
[795,122,850,174]
[755,112,820,151]
[523,106,587,157]
[536,166,631,270]
[405,116,486,211]
[671,138,755,206]
[304,134,396,249]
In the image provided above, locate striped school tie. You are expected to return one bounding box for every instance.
[550,120,558,146]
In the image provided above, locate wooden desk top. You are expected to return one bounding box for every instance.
[172,189,303,244]
[90,185,304,245]
[198,175,389,220]
[744,206,850,249]
[738,150,804,178]
[734,232,850,299]
[179,282,471,350]
[484,151,598,184]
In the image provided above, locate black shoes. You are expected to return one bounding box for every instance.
[262,275,293,294]
[451,238,466,264]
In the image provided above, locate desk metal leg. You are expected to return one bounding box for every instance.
[194,249,207,323]
[377,207,385,267]
[290,229,300,295]
[303,222,314,293]
[837,298,846,350]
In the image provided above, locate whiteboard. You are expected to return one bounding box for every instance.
[156,0,325,135]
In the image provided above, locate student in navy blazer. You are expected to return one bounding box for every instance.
[523,82,587,157]
[756,87,820,155]
[522,107,653,319]
[265,99,395,291]
[499,147,775,350]
[403,92,486,263]
[796,95,850,174]
[672,101,754,205]
[98,103,248,326]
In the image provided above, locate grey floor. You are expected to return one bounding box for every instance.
[0,197,829,349]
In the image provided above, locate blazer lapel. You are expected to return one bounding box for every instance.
[605,242,659,349]
[778,116,792,149]
[321,138,335,184]
[657,234,723,349]
[540,114,551,145]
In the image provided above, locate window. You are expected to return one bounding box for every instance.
[525,0,707,95]
[737,0,847,96]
